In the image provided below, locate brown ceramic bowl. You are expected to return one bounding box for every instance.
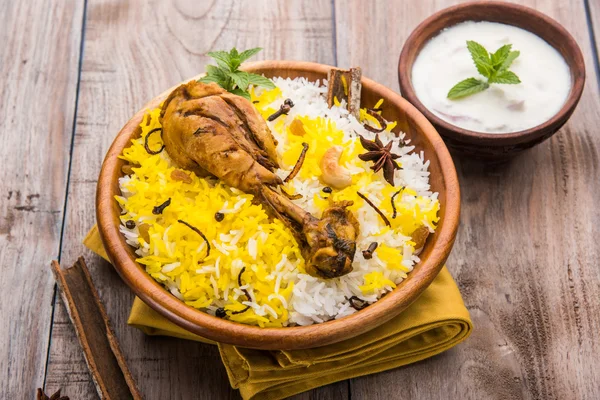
[97,61,460,350]
[398,1,585,159]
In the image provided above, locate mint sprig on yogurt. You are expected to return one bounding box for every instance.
[447,40,521,99]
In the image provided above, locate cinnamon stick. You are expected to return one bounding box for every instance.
[327,67,362,118]
[51,258,142,400]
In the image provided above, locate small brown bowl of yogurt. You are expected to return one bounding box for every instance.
[398,1,585,159]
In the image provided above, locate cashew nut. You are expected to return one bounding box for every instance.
[320,146,352,189]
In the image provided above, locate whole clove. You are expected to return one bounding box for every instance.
[152,198,171,215]
[267,98,294,121]
[362,242,379,259]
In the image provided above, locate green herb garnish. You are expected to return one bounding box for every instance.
[447,40,521,100]
[199,47,275,100]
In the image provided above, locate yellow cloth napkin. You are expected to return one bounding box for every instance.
[85,225,472,400]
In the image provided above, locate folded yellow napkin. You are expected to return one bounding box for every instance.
[85,225,472,400]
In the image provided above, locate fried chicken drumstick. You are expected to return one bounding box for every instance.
[160,81,359,279]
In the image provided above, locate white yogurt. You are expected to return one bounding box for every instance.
[411,21,571,133]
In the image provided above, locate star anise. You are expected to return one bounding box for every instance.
[36,388,69,400]
[358,135,401,186]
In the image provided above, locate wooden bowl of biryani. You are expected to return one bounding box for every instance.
[97,60,460,350]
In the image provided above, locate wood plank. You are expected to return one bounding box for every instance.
[44,1,343,399]
[587,0,600,91]
[0,1,83,398]
[336,0,600,399]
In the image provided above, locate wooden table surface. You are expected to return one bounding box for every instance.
[2,0,599,398]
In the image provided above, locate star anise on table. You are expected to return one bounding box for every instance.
[358,134,401,186]
[36,388,69,400]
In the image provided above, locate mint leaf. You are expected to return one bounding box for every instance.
[198,65,228,84]
[490,44,512,67]
[239,47,263,63]
[228,48,242,70]
[498,50,520,72]
[230,60,242,71]
[447,78,489,99]
[198,74,222,84]
[205,64,226,77]
[467,40,493,78]
[206,51,232,71]
[247,73,276,89]
[229,71,250,91]
[488,70,521,84]
[230,88,251,100]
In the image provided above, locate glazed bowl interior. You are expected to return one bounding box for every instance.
[398,1,585,157]
[97,60,460,350]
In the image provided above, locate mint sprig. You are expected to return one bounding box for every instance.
[198,47,275,100]
[447,41,521,100]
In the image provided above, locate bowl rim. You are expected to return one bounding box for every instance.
[398,0,586,145]
[96,60,460,350]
